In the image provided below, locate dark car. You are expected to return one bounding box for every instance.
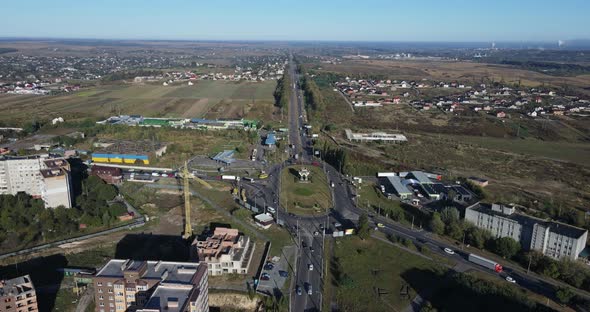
[261,273,270,281]
[279,270,289,278]
[264,263,274,270]
[296,285,302,295]
[302,241,307,248]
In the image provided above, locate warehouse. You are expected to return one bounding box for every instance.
[380,175,412,199]
[91,140,167,165]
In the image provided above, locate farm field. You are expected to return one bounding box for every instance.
[0,80,279,125]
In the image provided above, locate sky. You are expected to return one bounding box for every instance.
[1,0,589,42]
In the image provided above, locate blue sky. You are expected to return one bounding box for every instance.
[1,0,588,42]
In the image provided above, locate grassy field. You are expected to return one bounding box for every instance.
[331,236,440,312]
[0,80,280,125]
[280,165,332,215]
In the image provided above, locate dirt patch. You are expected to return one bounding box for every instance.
[209,291,258,311]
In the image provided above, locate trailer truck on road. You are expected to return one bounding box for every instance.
[468,253,503,273]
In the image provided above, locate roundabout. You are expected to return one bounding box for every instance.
[279,164,333,216]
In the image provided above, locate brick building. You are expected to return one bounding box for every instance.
[93,260,208,312]
[0,275,38,312]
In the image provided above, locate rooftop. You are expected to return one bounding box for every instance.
[0,275,35,297]
[140,284,194,312]
[96,260,203,285]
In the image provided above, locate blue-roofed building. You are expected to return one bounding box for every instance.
[265,133,276,146]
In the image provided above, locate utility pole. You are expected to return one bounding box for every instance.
[527,254,532,274]
[411,216,414,231]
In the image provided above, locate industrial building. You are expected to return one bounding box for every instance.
[93,259,209,312]
[0,155,73,208]
[345,129,407,143]
[91,140,168,165]
[0,275,38,312]
[190,227,254,276]
[465,203,588,260]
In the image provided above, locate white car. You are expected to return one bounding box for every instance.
[308,264,314,271]
[444,248,455,255]
[505,276,516,283]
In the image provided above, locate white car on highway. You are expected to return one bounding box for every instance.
[505,276,516,283]
[444,248,455,255]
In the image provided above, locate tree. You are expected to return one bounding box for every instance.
[555,287,575,305]
[445,222,464,241]
[491,237,520,259]
[357,213,370,240]
[429,212,445,235]
[440,207,460,225]
[465,226,489,249]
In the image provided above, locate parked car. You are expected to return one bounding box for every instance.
[296,285,302,296]
[307,284,313,295]
[261,273,270,281]
[279,270,289,278]
[264,263,274,270]
[308,264,314,271]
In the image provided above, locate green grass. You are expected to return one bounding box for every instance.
[280,165,333,215]
[453,135,590,166]
[331,236,441,312]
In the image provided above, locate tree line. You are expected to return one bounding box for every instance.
[273,74,291,110]
[301,75,326,112]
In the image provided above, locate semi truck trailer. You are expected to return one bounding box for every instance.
[468,253,503,273]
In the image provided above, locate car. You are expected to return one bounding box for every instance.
[319,224,324,230]
[313,231,319,236]
[377,223,385,228]
[264,263,274,270]
[307,284,313,295]
[261,273,270,281]
[279,270,289,278]
[310,247,315,253]
[302,241,307,248]
[444,248,455,255]
[505,276,516,283]
[308,264,314,271]
[296,285,302,296]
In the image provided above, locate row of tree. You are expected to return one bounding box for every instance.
[301,76,326,111]
[273,74,291,110]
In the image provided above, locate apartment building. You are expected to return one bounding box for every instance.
[93,259,208,312]
[0,275,38,312]
[465,203,588,260]
[190,227,254,276]
[0,155,73,208]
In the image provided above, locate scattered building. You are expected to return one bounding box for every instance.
[93,259,209,312]
[0,275,38,312]
[264,133,276,147]
[211,150,235,165]
[467,176,489,187]
[345,129,407,143]
[254,213,274,229]
[190,227,254,276]
[40,158,73,208]
[465,203,588,260]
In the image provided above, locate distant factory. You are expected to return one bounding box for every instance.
[97,115,258,131]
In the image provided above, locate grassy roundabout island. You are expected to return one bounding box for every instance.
[280,164,333,215]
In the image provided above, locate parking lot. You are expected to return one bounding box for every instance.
[257,245,296,294]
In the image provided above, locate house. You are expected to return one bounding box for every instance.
[0,275,38,312]
[496,111,506,118]
[91,165,123,184]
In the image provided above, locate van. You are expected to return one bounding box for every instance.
[267,206,276,214]
[243,177,254,182]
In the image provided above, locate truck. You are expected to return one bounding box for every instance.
[221,175,237,181]
[468,253,503,273]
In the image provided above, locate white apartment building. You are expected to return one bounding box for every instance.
[465,203,588,260]
[0,155,73,208]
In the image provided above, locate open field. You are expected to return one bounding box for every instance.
[280,165,332,215]
[0,80,279,125]
[331,236,440,312]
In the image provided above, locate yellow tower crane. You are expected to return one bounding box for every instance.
[181,160,213,240]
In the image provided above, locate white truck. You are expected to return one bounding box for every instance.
[468,253,503,273]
